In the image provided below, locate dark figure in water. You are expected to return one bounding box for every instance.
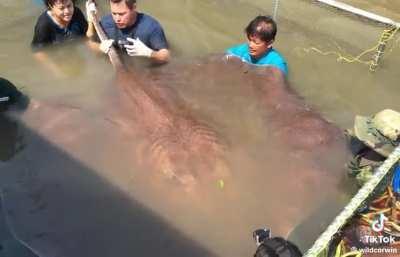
[0,77,29,112]
[0,78,28,161]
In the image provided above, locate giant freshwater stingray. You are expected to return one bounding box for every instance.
[0,14,351,257]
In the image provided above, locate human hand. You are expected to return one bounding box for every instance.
[99,39,114,54]
[85,0,97,22]
[124,37,153,57]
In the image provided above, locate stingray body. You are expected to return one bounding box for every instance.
[88,15,229,190]
[248,67,344,153]
[0,56,351,257]
[148,56,351,239]
[0,22,351,257]
[110,69,229,189]
[0,110,218,257]
[180,55,346,154]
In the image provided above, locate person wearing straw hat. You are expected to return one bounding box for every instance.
[345,109,400,186]
[353,109,400,158]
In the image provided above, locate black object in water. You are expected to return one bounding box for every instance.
[0,77,29,112]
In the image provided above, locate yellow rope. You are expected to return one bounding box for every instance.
[334,240,362,257]
[341,251,362,257]
[303,25,400,70]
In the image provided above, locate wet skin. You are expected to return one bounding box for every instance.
[48,0,74,28]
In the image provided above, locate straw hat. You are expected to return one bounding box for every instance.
[354,109,400,157]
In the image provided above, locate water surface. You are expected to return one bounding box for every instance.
[1,0,399,256]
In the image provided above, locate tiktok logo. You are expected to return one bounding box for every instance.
[371,213,388,232]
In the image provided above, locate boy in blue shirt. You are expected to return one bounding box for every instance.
[226,16,288,76]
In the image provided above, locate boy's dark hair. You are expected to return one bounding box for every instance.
[254,237,302,257]
[245,15,277,44]
[44,0,76,9]
[109,0,137,9]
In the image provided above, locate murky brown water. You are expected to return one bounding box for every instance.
[1,0,399,256]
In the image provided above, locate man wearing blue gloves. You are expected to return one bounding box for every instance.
[226,15,288,76]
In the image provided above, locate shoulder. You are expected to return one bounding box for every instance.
[225,43,250,62]
[100,14,115,28]
[138,13,164,30]
[268,49,287,63]
[140,13,162,25]
[100,14,116,35]
[225,43,248,56]
[32,11,54,49]
[136,13,168,50]
[262,48,288,75]
[74,7,85,17]
[34,11,52,29]
[71,7,88,30]
[72,7,86,21]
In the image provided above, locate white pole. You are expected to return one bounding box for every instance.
[272,0,279,21]
[317,0,400,27]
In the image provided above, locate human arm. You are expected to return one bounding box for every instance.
[86,21,96,38]
[84,2,116,55]
[85,1,96,38]
[123,20,170,64]
[31,13,52,50]
[124,37,170,63]
[150,48,170,64]
[33,51,66,78]
[31,14,66,77]
[268,54,288,76]
[147,24,170,63]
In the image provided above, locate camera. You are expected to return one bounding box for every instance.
[253,228,271,246]
[117,39,133,49]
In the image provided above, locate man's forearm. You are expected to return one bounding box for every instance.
[85,23,105,54]
[33,51,65,78]
[150,49,170,64]
[86,22,96,38]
